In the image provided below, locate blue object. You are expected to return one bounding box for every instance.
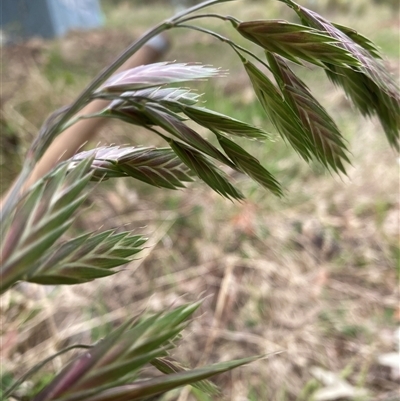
[1,0,104,41]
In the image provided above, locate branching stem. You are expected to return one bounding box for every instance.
[0,0,234,225]
[175,23,273,73]
[176,13,235,24]
[37,0,234,154]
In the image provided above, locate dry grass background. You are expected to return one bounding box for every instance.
[0,0,399,400]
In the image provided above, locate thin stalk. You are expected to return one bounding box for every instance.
[33,0,234,159]
[175,23,273,73]
[169,0,236,23]
[30,22,168,162]
[0,0,231,227]
[176,12,240,25]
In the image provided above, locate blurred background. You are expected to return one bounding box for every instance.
[1,1,399,400]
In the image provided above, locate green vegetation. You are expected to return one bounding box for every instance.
[1,0,399,399]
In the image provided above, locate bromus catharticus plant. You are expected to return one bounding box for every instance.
[1,0,399,399]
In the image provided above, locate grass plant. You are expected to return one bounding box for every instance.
[1,0,399,399]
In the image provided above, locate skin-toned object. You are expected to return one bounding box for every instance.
[1,34,169,205]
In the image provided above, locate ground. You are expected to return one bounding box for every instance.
[0,1,399,400]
